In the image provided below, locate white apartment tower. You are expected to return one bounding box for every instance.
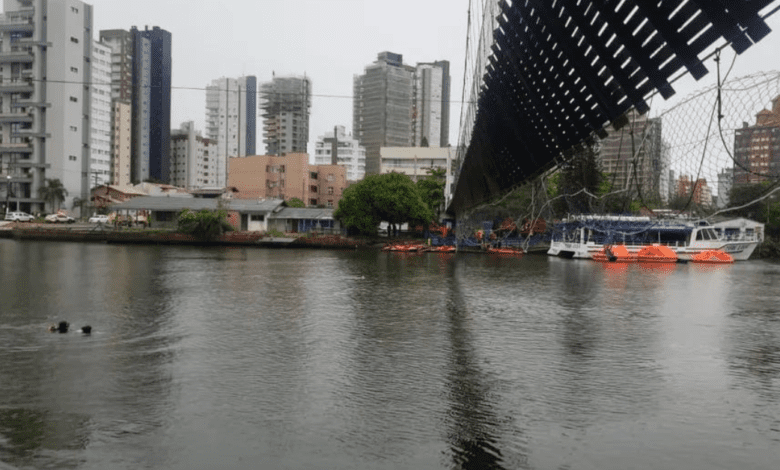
[1,0,93,214]
[170,121,217,189]
[205,75,257,187]
[90,39,112,186]
[313,126,366,182]
[413,61,450,148]
[98,29,132,187]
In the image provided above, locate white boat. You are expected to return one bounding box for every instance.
[547,215,763,261]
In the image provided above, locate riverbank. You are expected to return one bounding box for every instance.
[754,236,780,258]
[0,223,378,249]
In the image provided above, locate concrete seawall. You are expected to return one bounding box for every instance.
[0,224,371,249]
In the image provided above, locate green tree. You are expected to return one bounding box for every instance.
[334,172,433,236]
[286,197,305,208]
[727,182,780,237]
[177,209,234,240]
[555,139,603,215]
[38,178,68,213]
[416,167,446,221]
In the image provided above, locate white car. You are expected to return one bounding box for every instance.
[45,213,75,224]
[88,214,109,224]
[4,211,34,222]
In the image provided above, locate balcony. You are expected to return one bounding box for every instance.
[0,113,33,123]
[0,50,34,63]
[0,143,33,153]
[16,39,52,48]
[4,174,33,184]
[0,18,34,33]
[0,81,34,93]
[13,129,49,138]
[10,159,47,168]
[11,100,50,108]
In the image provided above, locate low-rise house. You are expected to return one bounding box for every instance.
[267,207,340,234]
[110,196,341,234]
[111,196,283,231]
[91,185,147,209]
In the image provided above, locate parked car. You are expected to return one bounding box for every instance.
[111,213,148,228]
[4,211,34,222]
[88,214,109,224]
[45,213,75,224]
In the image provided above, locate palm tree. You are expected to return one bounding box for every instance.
[38,178,68,213]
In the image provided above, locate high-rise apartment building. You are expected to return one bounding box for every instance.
[353,52,451,175]
[413,61,450,148]
[205,75,257,187]
[354,52,414,175]
[98,29,133,102]
[597,110,664,201]
[733,95,780,185]
[0,0,93,214]
[170,121,217,189]
[91,40,112,186]
[717,167,734,208]
[99,26,172,185]
[676,175,712,207]
[99,28,133,187]
[313,126,366,182]
[260,75,311,156]
[111,100,132,186]
[132,26,171,184]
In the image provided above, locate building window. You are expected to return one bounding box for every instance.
[327,200,333,208]
[310,199,317,206]
[327,187,333,195]
[71,6,79,13]
[69,155,77,161]
[70,126,77,132]
[327,174,334,182]
[70,37,79,44]
[70,66,78,73]
[310,172,318,179]
[310,185,318,193]
[70,96,78,102]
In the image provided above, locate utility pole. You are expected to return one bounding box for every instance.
[90,170,101,216]
[331,126,339,165]
[4,174,10,215]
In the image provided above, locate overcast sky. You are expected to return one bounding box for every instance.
[6,0,780,157]
[86,0,472,156]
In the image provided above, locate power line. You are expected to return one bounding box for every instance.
[20,78,477,105]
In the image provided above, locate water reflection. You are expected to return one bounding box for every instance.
[3,242,780,469]
[335,252,450,464]
[0,242,178,469]
[548,258,664,429]
[442,272,512,470]
[725,264,780,404]
[0,408,89,469]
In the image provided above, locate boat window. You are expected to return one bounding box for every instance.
[707,229,718,239]
[696,230,704,241]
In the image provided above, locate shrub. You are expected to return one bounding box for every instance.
[176,209,233,240]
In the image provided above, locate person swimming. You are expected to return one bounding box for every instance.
[48,322,92,334]
[47,321,70,333]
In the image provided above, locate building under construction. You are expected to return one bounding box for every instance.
[260,76,312,156]
[597,110,666,203]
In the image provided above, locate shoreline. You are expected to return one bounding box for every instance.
[0,224,377,249]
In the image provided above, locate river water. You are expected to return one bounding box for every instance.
[0,240,779,470]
